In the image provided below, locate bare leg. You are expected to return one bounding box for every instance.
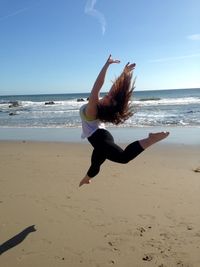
[139,132,170,149]
[79,175,91,187]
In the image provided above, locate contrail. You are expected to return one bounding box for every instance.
[187,34,200,41]
[149,53,200,63]
[0,7,30,21]
[85,0,106,35]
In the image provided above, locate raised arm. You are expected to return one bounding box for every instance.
[85,55,120,118]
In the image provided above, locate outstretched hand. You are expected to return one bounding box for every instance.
[123,62,136,73]
[106,54,120,65]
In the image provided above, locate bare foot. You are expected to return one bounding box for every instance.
[149,132,170,143]
[79,175,92,187]
[139,131,170,149]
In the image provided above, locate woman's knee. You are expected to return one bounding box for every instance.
[120,158,130,164]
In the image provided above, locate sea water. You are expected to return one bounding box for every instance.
[0,88,200,128]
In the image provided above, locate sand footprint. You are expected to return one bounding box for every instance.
[142,254,153,261]
[193,167,200,173]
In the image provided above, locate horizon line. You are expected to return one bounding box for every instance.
[1,87,200,97]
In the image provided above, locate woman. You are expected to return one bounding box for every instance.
[79,55,169,187]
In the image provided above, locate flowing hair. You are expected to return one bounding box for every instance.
[97,72,135,124]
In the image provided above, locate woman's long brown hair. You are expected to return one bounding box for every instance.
[97,71,135,124]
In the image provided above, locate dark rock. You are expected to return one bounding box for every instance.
[9,112,17,116]
[45,101,55,105]
[9,101,20,108]
[77,98,85,102]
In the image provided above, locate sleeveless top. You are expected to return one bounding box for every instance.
[79,104,105,139]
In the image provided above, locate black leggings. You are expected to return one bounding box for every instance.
[87,129,144,178]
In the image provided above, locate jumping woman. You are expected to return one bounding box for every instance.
[79,55,169,187]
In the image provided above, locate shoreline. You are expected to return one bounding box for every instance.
[0,126,199,145]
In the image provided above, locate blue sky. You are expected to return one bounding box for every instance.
[0,0,199,95]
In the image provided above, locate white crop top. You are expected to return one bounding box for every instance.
[79,104,105,139]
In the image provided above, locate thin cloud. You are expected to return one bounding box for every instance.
[0,7,30,21]
[187,34,200,41]
[85,0,106,35]
[149,53,200,63]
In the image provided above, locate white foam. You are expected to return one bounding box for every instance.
[134,97,200,106]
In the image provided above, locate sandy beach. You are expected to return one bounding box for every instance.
[0,140,200,267]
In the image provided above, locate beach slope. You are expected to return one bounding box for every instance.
[0,141,200,267]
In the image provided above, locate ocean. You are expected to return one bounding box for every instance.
[0,88,200,128]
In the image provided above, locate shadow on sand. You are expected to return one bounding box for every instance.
[0,225,36,255]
